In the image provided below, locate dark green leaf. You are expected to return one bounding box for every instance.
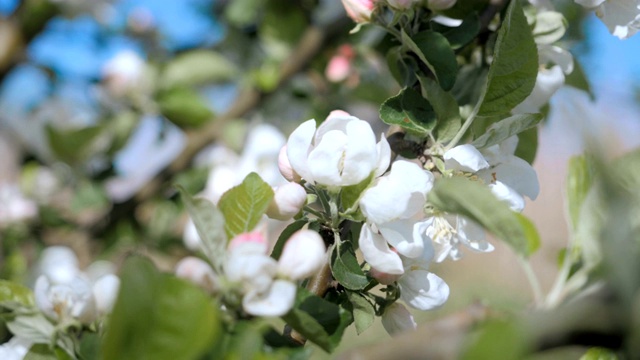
[440,13,480,50]
[282,309,333,352]
[477,0,538,116]
[428,177,540,256]
[271,219,308,260]
[346,292,375,335]
[403,30,458,91]
[341,173,374,213]
[379,88,437,136]
[218,172,274,239]
[46,125,102,164]
[78,332,101,360]
[177,186,226,269]
[157,87,214,128]
[160,50,238,89]
[24,344,57,360]
[515,126,538,164]
[330,242,369,290]
[102,257,220,360]
[419,76,461,143]
[471,113,543,149]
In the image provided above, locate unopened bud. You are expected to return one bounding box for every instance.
[370,267,401,285]
[175,257,219,294]
[278,230,326,280]
[266,182,307,221]
[93,274,120,315]
[228,229,269,255]
[340,0,375,23]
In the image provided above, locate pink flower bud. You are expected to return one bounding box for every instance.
[370,266,402,285]
[175,257,219,294]
[228,230,269,255]
[325,55,351,83]
[341,0,375,23]
[278,146,301,182]
[266,182,307,221]
[278,230,326,280]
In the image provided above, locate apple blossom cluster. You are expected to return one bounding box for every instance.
[277,109,539,334]
[34,246,120,325]
[176,229,326,317]
[575,0,640,39]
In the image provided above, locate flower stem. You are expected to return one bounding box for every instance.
[519,257,544,307]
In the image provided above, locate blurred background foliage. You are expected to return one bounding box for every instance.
[1,0,640,358]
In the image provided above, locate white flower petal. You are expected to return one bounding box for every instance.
[278,230,326,280]
[243,279,297,317]
[287,119,316,182]
[359,225,404,275]
[225,253,277,294]
[444,144,490,172]
[266,182,307,220]
[483,157,540,200]
[456,216,494,253]
[340,120,378,185]
[381,303,417,335]
[308,129,349,185]
[374,134,391,177]
[488,181,526,212]
[399,271,450,311]
[378,220,425,259]
[93,274,120,315]
[175,257,218,293]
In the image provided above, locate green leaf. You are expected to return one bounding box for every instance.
[6,313,55,344]
[565,58,593,100]
[461,320,528,360]
[440,13,480,50]
[579,347,619,360]
[514,126,538,164]
[78,332,101,360]
[102,257,220,360]
[224,0,265,26]
[45,125,102,164]
[346,292,375,335]
[0,280,35,310]
[218,172,275,239]
[419,76,461,143]
[24,344,58,360]
[160,50,238,89]
[282,309,333,352]
[340,173,374,213]
[157,87,214,128]
[566,155,594,231]
[532,11,567,45]
[477,0,538,116]
[177,186,227,269]
[379,88,437,136]
[471,113,543,149]
[402,30,458,91]
[428,177,540,256]
[330,242,369,290]
[271,219,308,260]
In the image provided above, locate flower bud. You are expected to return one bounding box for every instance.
[278,146,301,182]
[175,257,218,294]
[39,246,80,285]
[228,229,269,255]
[381,303,417,335]
[266,182,307,221]
[427,0,457,11]
[369,266,401,285]
[93,274,120,315]
[341,0,375,23]
[278,230,326,280]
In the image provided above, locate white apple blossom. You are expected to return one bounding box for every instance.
[266,182,307,221]
[34,275,97,324]
[381,303,417,335]
[223,229,325,317]
[92,274,120,315]
[425,214,494,262]
[286,110,390,188]
[358,161,434,274]
[0,336,32,360]
[0,184,37,227]
[102,50,145,96]
[444,136,539,212]
[175,257,219,294]
[575,0,640,39]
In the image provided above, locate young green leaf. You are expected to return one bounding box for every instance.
[330,242,369,290]
[218,172,274,239]
[402,30,458,91]
[379,87,437,136]
[0,280,35,310]
[102,257,220,360]
[477,0,538,116]
[419,76,461,143]
[45,125,102,164]
[177,186,226,269]
[471,113,543,149]
[341,173,374,213]
[428,177,540,257]
[346,292,375,335]
[157,87,214,128]
[566,155,594,231]
[160,50,238,90]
